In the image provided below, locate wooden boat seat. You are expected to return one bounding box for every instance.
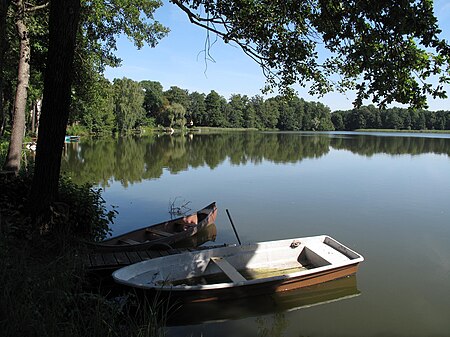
[210,257,246,283]
[119,238,140,245]
[305,241,350,264]
[145,228,172,237]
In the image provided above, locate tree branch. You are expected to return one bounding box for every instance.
[25,1,48,12]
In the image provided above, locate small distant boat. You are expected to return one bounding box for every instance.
[90,202,217,252]
[112,235,364,302]
[64,135,80,143]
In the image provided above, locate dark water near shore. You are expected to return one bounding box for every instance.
[61,131,450,336]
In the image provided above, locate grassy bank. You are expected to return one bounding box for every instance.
[354,129,450,134]
[190,126,259,133]
[0,171,169,337]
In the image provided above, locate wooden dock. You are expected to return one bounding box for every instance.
[84,244,227,272]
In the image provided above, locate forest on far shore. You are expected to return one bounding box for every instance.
[64,78,450,134]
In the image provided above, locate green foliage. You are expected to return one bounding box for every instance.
[66,124,89,136]
[160,102,187,128]
[71,73,115,134]
[164,86,190,110]
[188,91,207,126]
[332,106,450,131]
[113,78,146,133]
[0,170,115,243]
[0,170,168,337]
[174,0,450,108]
[80,0,169,68]
[205,90,227,127]
[141,80,165,121]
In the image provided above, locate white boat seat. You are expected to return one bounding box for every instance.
[305,241,350,264]
[210,257,246,283]
[145,228,172,237]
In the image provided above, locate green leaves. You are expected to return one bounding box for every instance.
[81,0,169,67]
[173,0,450,108]
[113,77,146,133]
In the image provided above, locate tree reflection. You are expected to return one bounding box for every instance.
[60,132,450,186]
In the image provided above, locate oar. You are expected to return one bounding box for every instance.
[226,209,242,245]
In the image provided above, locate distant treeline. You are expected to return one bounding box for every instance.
[73,78,334,134]
[69,77,450,134]
[331,106,450,131]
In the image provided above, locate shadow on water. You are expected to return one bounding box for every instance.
[166,275,360,327]
[58,132,450,187]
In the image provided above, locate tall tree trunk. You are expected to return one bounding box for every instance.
[30,0,80,213]
[3,0,29,172]
[0,0,10,137]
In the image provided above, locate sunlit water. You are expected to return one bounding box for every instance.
[61,132,450,336]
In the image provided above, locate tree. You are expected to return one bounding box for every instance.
[188,91,206,126]
[262,98,280,129]
[73,74,114,133]
[113,78,145,133]
[141,80,165,122]
[205,90,226,127]
[172,0,450,108]
[0,0,11,135]
[227,94,245,128]
[29,0,80,212]
[3,0,48,172]
[164,86,189,108]
[161,102,186,128]
[331,112,345,131]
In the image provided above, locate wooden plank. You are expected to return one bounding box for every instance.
[119,238,140,245]
[146,250,163,259]
[159,250,170,257]
[210,257,246,283]
[81,253,92,268]
[114,251,131,265]
[167,248,181,255]
[102,252,118,266]
[137,250,151,261]
[89,253,105,267]
[126,251,142,264]
[146,228,172,237]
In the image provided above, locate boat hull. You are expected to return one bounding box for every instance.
[163,263,360,303]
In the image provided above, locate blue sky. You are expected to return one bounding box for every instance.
[105,0,450,111]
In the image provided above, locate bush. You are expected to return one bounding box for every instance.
[0,172,166,337]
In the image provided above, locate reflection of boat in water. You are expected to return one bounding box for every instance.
[172,223,217,249]
[113,235,363,301]
[167,275,360,326]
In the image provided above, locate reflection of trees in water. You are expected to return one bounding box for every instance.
[330,135,450,157]
[256,313,288,337]
[60,133,450,186]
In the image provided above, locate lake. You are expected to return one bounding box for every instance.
[61,131,450,336]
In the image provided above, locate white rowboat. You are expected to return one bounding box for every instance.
[112,235,364,302]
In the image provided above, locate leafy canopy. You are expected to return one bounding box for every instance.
[172,0,450,108]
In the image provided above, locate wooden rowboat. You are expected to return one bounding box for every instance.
[90,202,217,252]
[112,235,364,302]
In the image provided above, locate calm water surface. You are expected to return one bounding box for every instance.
[61,132,450,337]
